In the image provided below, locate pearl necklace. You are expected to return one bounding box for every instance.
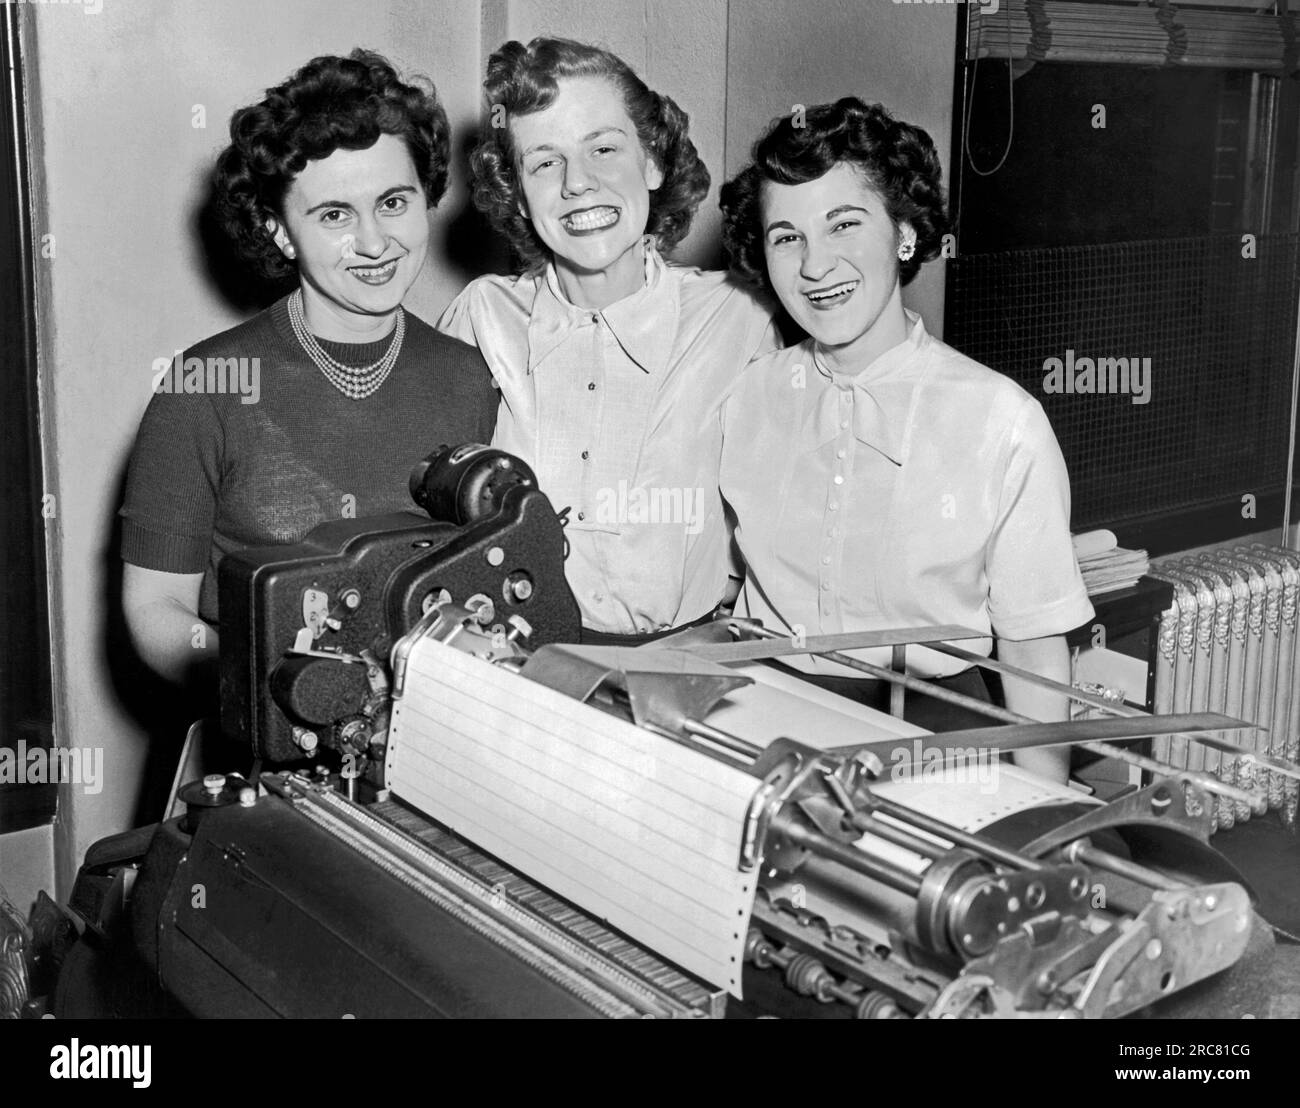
[287,289,405,400]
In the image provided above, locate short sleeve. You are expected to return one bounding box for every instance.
[119,390,223,573]
[985,398,1094,640]
[435,286,479,348]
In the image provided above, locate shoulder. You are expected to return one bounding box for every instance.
[441,272,542,324]
[670,263,774,319]
[724,339,813,408]
[921,333,1042,424]
[185,299,284,361]
[407,311,486,363]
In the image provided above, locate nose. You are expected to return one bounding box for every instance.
[800,238,835,283]
[347,213,389,260]
[561,156,596,198]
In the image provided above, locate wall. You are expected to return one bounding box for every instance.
[10,0,960,899]
[724,0,958,329]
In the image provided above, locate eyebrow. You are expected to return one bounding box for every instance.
[521,127,628,159]
[303,185,419,216]
[765,204,870,235]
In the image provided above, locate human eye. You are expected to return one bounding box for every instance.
[592,143,619,156]
[528,156,559,175]
[380,194,409,213]
[319,208,350,225]
[768,231,800,247]
[831,218,861,233]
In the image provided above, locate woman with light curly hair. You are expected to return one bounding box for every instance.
[120,50,495,689]
[719,99,1092,778]
[438,37,777,645]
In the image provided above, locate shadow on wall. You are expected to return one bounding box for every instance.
[193,168,294,316]
[442,126,511,283]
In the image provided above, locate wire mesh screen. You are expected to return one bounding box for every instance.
[945,235,1300,530]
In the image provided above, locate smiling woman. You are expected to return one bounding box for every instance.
[118,50,497,691]
[438,38,778,643]
[720,99,1094,781]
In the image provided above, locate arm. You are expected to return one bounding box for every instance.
[998,633,1071,782]
[123,564,218,687]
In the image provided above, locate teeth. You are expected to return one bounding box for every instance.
[807,281,858,302]
[353,260,397,275]
[563,207,619,231]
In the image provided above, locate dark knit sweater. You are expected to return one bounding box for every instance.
[120,293,497,623]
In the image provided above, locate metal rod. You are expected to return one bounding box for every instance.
[737,625,1265,807]
[890,644,906,718]
[1065,842,1181,892]
[681,718,763,759]
[773,816,923,897]
[853,801,1042,871]
[852,813,945,861]
[1082,741,1264,811]
[928,641,1299,781]
[741,623,1018,724]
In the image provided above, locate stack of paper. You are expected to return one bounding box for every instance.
[1073,530,1149,596]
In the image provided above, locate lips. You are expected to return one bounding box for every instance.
[804,280,860,308]
[349,257,402,285]
[561,206,620,233]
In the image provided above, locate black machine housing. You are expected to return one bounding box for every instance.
[218,444,580,762]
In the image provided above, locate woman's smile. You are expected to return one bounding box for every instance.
[561,205,621,233]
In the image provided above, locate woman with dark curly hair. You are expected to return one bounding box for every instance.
[438,37,777,645]
[719,98,1092,779]
[120,50,495,686]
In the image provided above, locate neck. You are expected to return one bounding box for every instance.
[553,239,647,310]
[817,289,909,377]
[297,282,398,343]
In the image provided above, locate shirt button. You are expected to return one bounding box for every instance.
[577,511,586,521]
[829,501,839,511]
[833,475,844,485]
[821,555,831,565]
[581,450,590,460]
[591,313,600,324]
[836,448,846,459]
[588,382,596,391]
[820,581,830,591]
[840,419,850,430]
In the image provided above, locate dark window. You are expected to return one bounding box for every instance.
[947,47,1300,554]
[0,6,55,833]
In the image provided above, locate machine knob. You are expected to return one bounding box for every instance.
[409,444,538,524]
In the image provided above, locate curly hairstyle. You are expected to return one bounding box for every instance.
[213,49,451,282]
[470,37,710,273]
[720,98,948,291]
